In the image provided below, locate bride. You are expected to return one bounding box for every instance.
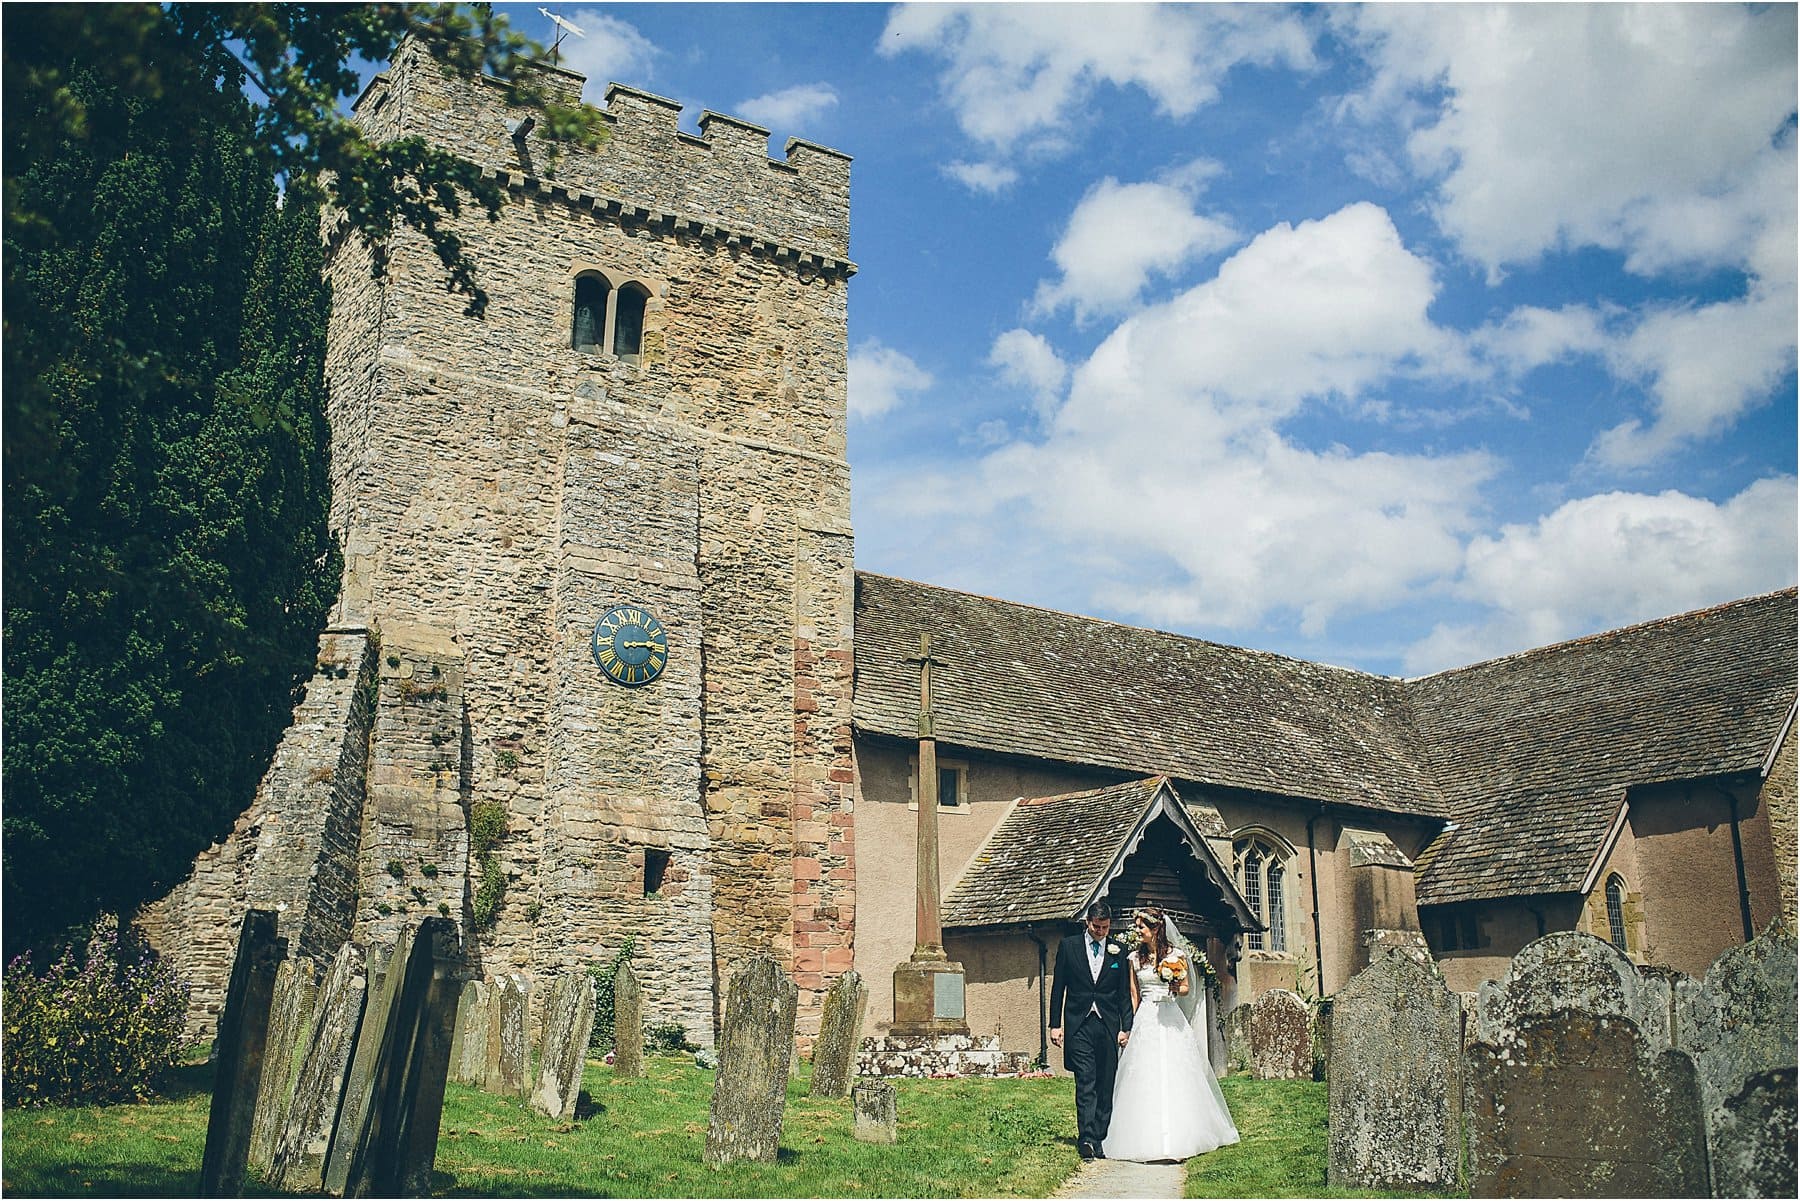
[1101,906,1240,1163]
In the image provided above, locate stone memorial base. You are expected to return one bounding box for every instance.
[857,1032,1036,1078]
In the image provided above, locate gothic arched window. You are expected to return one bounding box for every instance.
[572,273,610,352]
[1605,874,1628,950]
[1233,831,1290,952]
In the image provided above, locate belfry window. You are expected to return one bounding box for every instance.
[1605,874,1628,949]
[614,283,648,357]
[572,273,609,352]
[1233,833,1290,952]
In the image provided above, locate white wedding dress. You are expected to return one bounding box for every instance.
[1101,957,1239,1163]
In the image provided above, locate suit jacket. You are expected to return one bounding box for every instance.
[1049,930,1135,1036]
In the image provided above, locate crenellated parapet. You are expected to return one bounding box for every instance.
[354,38,852,264]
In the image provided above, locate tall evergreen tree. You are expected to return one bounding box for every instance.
[3,36,339,956]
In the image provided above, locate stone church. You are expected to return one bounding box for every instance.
[144,43,1799,1060]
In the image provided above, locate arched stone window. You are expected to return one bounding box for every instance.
[613,282,649,357]
[1233,831,1290,952]
[572,272,610,352]
[1605,873,1628,950]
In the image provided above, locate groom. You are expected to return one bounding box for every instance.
[1049,902,1133,1159]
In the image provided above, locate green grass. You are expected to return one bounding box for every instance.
[1,1058,1468,1198]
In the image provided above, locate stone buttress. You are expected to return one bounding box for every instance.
[145,36,857,1048]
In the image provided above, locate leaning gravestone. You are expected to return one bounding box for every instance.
[810,969,869,1098]
[531,973,597,1121]
[449,979,489,1087]
[1675,921,1798,1198]
[852,1079,898,1144]
[705,955,798,1166]
[1327,950,1463,1190]
[1248,989,1312,1080]
[485,974,530,1097]
[271,941,366,1192]
[613,961,644,1079]
[199,910,285,1198]
[249,957,321,1174]
[1465,932,1706,1197]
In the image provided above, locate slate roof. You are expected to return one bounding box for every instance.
[854,573,1445,818]
[1408,588,1798,904]
[938,777,1258,931]
[853,573,1796,907]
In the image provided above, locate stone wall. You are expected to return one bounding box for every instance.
[147,34,856,1050]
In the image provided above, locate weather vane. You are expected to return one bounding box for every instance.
[538,7,586,66]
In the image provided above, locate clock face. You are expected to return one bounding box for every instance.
[592,604,668,687]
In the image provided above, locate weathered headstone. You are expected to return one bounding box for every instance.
[249,957,321,1174]
[810,969,869,1098]
[531,973,597,1120]
[344,917,463,1197]
[271,941,367,1193]
[705,955,798,1166]
[1327,950,1463,1190]
[1676,921,1798,1198]
[484,974,530,1096]
[449,979,489,1087]
[1247,988,1312,1080]
[613,961,643,1079]
[1224,1003,1253,1075]
[852,1079,898,1144]
[323,931,410,1196]
[199,910,285,1198]
[1466,932,1706,1197]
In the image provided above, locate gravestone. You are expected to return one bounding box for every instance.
[323,932,410,1195]
[1327,950,1463,1190]
[1676,921,1798,1198]
[852,1079,898,1144]
[810,969,868,1098]
[531,973,597,1120]
[485,974,530,1096]
[199,910,285,1198]
[1247,989,1312,1080]
[449,979,489,1087]
[1224,1003,1253,1075]
[613,961,644,1079]
[271,941,366,1192]
[1466,932,1706,1197]
[344,917,463,1197]
[705,955,798,1166]
[249,958,321,1173]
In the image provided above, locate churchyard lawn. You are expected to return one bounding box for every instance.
[1,1054,1467,1197]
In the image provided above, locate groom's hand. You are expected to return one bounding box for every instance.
[1049,1026,1063,1048]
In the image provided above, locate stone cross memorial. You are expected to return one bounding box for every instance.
[705,955,798,1166]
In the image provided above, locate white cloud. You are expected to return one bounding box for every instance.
[987,329,1067,419]
[953,203,1491,635]
[1342,4,1797,278]
[556,11,661,101]
[1031,178,1237,321]
[736,83,838,130]
[1405,478,1799,673]
[943,160,1019,194]
[881,2,1314,153]
[848,341,932,421]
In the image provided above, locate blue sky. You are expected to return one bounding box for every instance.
[509,2,1797,676]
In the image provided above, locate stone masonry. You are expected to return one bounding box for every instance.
[145,36,856,1051]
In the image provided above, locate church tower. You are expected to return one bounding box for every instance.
[147,39,858,1046]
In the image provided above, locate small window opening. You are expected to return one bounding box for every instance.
[1605,874,1628,949]
[614,283,648,356]
[644,848,670,896]
[573,274,609,352]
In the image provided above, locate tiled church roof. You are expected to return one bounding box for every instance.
[853,573,1797,905]
[854,573,1446,818]
[938,777,1257,931]
[1408,588,1799,904]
